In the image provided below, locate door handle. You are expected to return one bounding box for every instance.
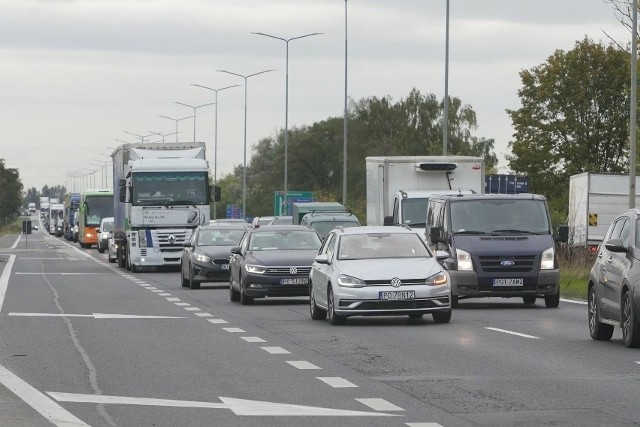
[606,257,613,263]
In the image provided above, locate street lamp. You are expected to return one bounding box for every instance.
[91,160,109,188]
[173,102,216,143]
[122,130,154,143]
[217,69,275,219]
[191,83,241,219]
[343,0,348,206]
[147,131,178,143]
[158,115,193,143]
[252,31,322,214]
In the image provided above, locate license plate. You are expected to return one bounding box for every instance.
[379,290,415,301]
[280,278,309,285]
[221,264,229,270]
[493,278,524,286]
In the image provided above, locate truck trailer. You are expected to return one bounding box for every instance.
[112,142,211,272]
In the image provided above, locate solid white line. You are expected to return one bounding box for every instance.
[0,364,90,427]
[9,313,186,319]
[0,255,15,313]
[207,319,228,324]
[241,337,267,343]
[286,361,321,370]
[15,272,107,275]
[10,313,92,318]
[49,392,226,409]
[485,327,539,339]
[356,398,404,412]
[261,346,290,355]
[194,312,212,317]
[10,235,21,249]
[166,297,181,302]
[223,327,245,333]
[316,377,358,388]
[560,298,587,305]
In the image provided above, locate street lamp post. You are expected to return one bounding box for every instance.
[147,131,178,143]
[91,161,108,188]
[252,31,322,215]
[173,102,216,143]
[122,130,154,143]
[191,83,241,219]
[158,115,194,142]
[217,69,275,219]
[343,0,348,206]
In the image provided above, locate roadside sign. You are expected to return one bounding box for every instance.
[274,191,316,216]
[22,220,32,234]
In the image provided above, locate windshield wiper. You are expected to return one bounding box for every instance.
[491,229,540,235]
[454,230,486,235]
[406,222,426,228]
[165,200,198,208]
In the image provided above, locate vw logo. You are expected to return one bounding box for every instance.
[289,267,298,275]
[168,234,176,245]
[500,260,515,267]
[390,277,402,288]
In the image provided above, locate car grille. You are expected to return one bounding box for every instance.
[264,266,312,276]
[479,255,536,273]
[339,298,449,310]
[364,279,425,286]
[213,258,230,265]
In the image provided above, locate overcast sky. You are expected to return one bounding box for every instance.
[0,0,631,192]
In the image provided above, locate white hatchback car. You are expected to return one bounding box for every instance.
[309,226,452,325]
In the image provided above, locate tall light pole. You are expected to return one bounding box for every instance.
[191,83,241,219]
[122,130,154,143]
[630,1,638,209]
[91,160,108,188]
[173,102,216,143]
[252,31,322,215]
[217,69,275,219]
[147,131,178,143]
[158,115,193,142]
[443,0,450,156]
[343,0,348,206]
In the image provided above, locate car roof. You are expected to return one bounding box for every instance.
[432,193,547,202]
[336,225,419,236]
[250,225,314,232]
[199,223,248,230]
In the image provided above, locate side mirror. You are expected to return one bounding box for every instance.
[314,254,330,264]
[119,186,126,203]
[435,250,450,261]
[230,247,242,255]
[557,224,569,243]
[604,238,627,253]
[383,216,394,226]
[118,179,126,187]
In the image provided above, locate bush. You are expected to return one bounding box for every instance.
[557,244,593,300]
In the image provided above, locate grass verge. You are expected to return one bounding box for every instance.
[0,216,30,237]
[559,266,590,301]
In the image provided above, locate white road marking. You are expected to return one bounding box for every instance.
[356,398,404,412]
[223,327,245,333]
[145,287,158,290]
[183,307,200,311]
[317,377,358,388]
[9,313,186,319]
[150,290,163,293]
[47,392,395,417]
[166,297,181,302]
[207,319,228,324]
[286,361,321,370]
[0,255,15,313]
[18,258,86,260]
[194,312,212,317]
[261,346,291,355]
[15,272,107,275]
[10,235,21,249]
[485,327,539,339]
[405,423,443,427]
[241,337,267,343]
[0,365,90,427]
[560,298,587,305]
[634,361,640,365]
[159,293,172,296]
[175,302,190,307]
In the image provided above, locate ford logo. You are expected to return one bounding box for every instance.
[390,277,402,288]
[500,260,515,267]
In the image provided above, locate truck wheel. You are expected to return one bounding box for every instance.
[117,245,125,268]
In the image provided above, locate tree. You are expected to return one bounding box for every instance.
[0,159,24,222]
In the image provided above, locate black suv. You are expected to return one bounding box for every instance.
[588,209,640,347]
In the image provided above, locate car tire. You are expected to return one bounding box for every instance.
[588,286,614,341]
[181,263,189,287]
[622,290,640,348]
[108,255,115,263]
[544,287,560,308]
[451,295,459,309]
[523,295,536,305]
[309,283,327,320]
[327,287,345,325]
[98,246,105,254]
[229,281,240,302]
[189,264,200,290]
[239,276,253,305]
[432,310,452,324]
[408,313,424,319]
[131,262,137,273]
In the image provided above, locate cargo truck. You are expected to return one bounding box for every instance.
[568,172,640,253]
[49,203,65,236]
[28,203,36,214]
[365,156,485,228]
[63,193,81,240]
[112,142,212,272]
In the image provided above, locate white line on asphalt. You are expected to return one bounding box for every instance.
[223,327,245,333]
[560,298,587,305]
[405,423,443,427]
[241,337,267,343]
[159,293,171,296]
[145,287,158,290]
[0,365,90,427]
[316,377,358,388]
[183,307,200,311]
[194,312,212,317]
[0,255,15,313]
[175,302,190,307]
[261,346,291,355]
[286,361,321,370]
[166,297,181,302]
[356,398,404,412]
[18,258,86,260]
[207,319,228,324]
[150,290,163,293]
[10,235,21,249]
[485,327,540,339]
[15,272,107,275]
[9,312,187,319]
[634,361,640,365]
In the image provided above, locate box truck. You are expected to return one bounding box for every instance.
[365,156,485,228]
[112,142,211,271]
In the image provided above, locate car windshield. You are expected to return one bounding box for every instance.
[401,197,428,227]
[338,233,431,260]
[101,221,114,232]
[198,229,245,246]
[249,231,321,251]
[311,220,359,238]
[450,199,550,235]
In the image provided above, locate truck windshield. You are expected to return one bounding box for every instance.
[84,196,114,226]
[132,172,207,206]
[450,199,550,235]
[401,198,428,227]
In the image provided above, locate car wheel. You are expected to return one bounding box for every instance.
[451,295,459,308]
[181,262,189,287]
[408,313,424,319]
[588,286,614,341]
[432,310,452,324]
[239,276,253,305]
[622,290,640,348]
[131,262,137,273]
[309,283,327,320]
[327,287,345,325]
[544,287,560,308]
[189,264,200,290]
[229,279,240,302]
[98,246,105,254]
[523,295,536,305]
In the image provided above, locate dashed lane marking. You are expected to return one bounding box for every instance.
[241,337,267,343]
[223,328,245,333]
[317,377,358,388]
[159,293,172,296]
[150,290,164,293]
[195,312,212,317]
[207,319,228,324]
[183,307,200,311]
[485,327,539,339]
[175,303,190,307]
[286,361,321,370]
[356,398,404,412]
[261,346,290,355]
[166,298,181,302]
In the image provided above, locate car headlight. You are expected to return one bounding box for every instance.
[194,253,211,263]
[456,248,473,271]
[245,264,267,274]
[540,247,555,270]
[425,271,448,286]
[337,275,366,288]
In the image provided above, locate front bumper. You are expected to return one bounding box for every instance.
[243,273,310,298]
[192,261,231,283]
[449,269,559,298]
[333,285,451,316]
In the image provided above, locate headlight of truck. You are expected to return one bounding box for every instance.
[456,248,473,271]
[540,247,555,270]
[425,271,448,286]
[194,253,211,263]
[245,264,266,274]
[337,275,366,288]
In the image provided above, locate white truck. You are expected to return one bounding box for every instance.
[112,142,212,272]
[49,203,65,236]
[568,172,640,253]
[28,203,36,214]
[366,156,485,228]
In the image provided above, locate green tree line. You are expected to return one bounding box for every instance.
[0,159,23,224]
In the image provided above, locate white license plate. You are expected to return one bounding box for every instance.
[280,278,309,285]
[493,278,524,286]
[221,264,229,270]
[379,290,415,301]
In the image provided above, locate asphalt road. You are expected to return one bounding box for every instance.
[0,215,639,426]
